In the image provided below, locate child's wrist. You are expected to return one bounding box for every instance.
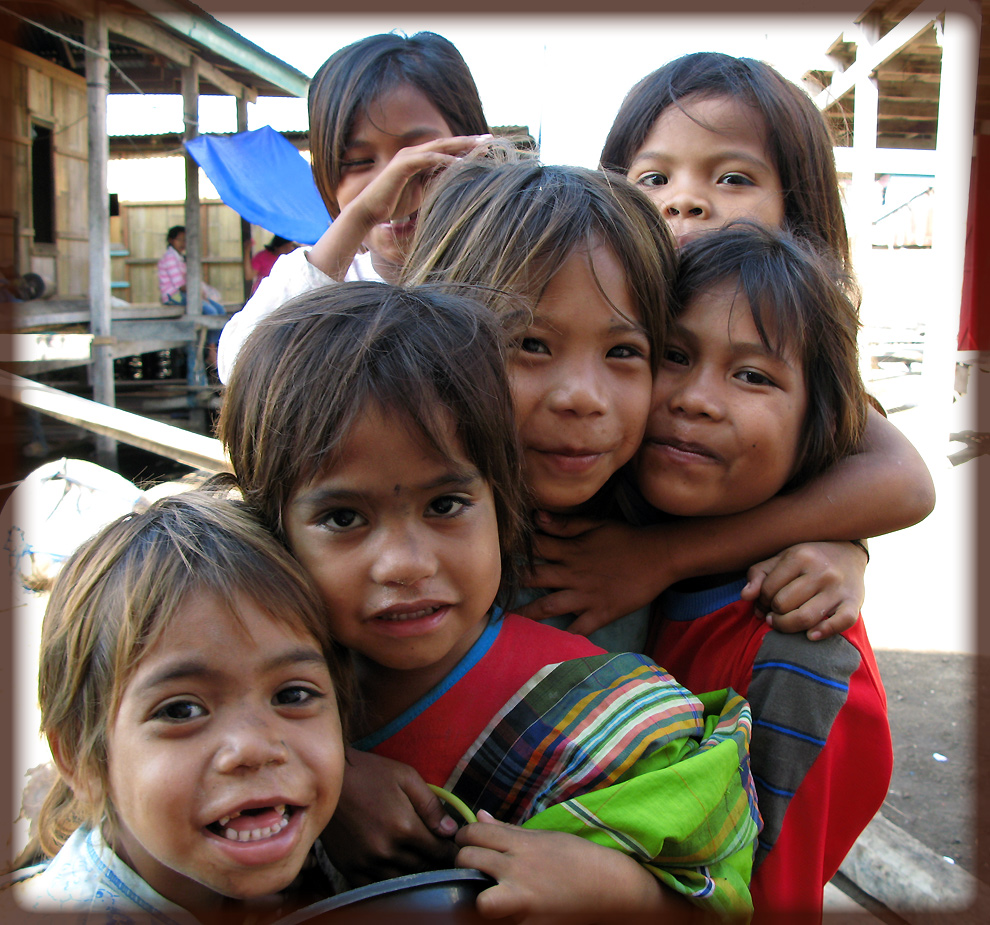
[849,538,870,563]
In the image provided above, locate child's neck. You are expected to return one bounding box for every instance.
[348,617,491,739]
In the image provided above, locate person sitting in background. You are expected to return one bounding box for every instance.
[157,225,225,370]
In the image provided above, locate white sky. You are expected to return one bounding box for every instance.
[107,13,854,201]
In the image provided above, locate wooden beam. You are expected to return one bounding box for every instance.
[105,11,256,103]
[814,5,942,109]
[0,370,228,473]
[84,9,116,470]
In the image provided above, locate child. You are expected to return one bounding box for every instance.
[217,31,493,382]
[218,281,761,921]
[636,223,893,919]
[600,51,850,265]
[524,52,934,639]
[12,492,350,923]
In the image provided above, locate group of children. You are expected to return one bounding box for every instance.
[11,31,936,925]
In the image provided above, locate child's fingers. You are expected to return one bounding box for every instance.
[805,605,860,640]
[741,553,781,601]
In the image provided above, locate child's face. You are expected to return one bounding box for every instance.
[284,403,501,697]
[509,245,652,513]
[335,83,453,272]
[625,94,785,247]
[104,591,344,911]
[635,281,807,517]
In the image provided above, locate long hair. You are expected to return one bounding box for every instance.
[217,281,530,605]
[675,223,867,491]
[28,492,350,863]
[600,52,850,268]
[402,149,676,373]
[308,32,488,217]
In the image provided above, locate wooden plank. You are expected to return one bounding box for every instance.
[814,6,942,109]
[104,11,256,103]
[0,370,228,472]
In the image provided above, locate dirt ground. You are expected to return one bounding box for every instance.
[873,649,986,883]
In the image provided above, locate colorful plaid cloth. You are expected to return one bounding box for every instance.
[447,652,760,919]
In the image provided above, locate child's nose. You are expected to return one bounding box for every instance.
[547,360,608,416]
[215,714,289,773]
[670,371,723,419]
[662,183,709,219]
[369,522,437,587]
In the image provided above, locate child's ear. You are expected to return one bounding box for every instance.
[47,731,102,807]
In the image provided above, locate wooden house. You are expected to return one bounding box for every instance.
[0,0,310,463]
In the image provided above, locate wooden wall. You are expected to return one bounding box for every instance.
[111,201,260,307]
[0,40,88,298]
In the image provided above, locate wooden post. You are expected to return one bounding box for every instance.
[84,7,117,470]
[181,60,207,398]
[237,95,253,303]
[849,12,880,275]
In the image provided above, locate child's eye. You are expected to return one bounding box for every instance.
[320,508,366,531]
[663,347,690,366]
[607,343,647,360]
[274,686,323,708]
[518,337,549,355]
[428,495,471,518]
[153,700,206,722]
[736,369,774,386]
[719,172,755,187]
[635,171,668,188]
[339,157,373,171]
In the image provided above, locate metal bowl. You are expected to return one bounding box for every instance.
[277,868,496,923]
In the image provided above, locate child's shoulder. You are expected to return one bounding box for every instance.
[498,612,607,661]
[12,827,192,922]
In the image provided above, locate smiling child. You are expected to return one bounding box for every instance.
[13,493,350,923]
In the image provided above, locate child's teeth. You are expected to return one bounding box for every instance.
[221,808,290,843]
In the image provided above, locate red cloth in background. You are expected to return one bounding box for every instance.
[959,135,989,351]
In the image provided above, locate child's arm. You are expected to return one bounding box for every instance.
[455,812,691,924]
[520,408,933,639]
[217,135,490,383]
[305,134,491,282]
[319,748,458,885]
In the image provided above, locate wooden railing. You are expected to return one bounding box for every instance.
[0,370,228,473]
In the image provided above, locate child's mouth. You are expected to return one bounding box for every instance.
[207,804,292,842]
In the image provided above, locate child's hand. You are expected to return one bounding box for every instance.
[519,513,666,636]
[320,748,458,885]
[307,134,491,281]
[741,541,867,640]
[345,134,492,230]
[455,811,673,923]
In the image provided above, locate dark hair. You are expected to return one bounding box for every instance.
[30,491,350,861]
[265,235,292,251]
[308,32,488,217]
[402,149,676,374]
[166,225,184,243]
[600,52,849,267]
[217,281,529,604]
[674,222,866,491]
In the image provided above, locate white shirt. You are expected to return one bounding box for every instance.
[217,248,382,384]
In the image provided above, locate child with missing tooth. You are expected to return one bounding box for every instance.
[218,31,492,382]
[219,281,761,921]
[635,224,892,919]
[12,493,350,923]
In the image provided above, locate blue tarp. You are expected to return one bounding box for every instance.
[184,126,330,245]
